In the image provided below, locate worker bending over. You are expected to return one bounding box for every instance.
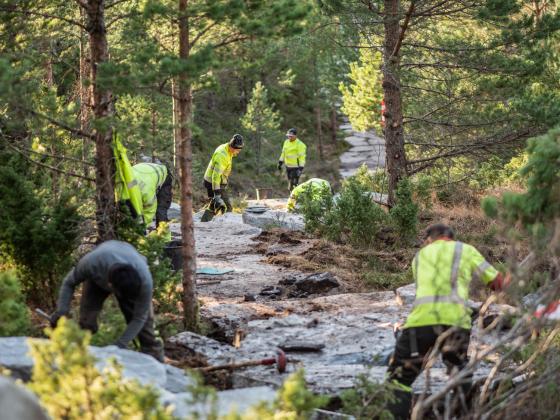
[278,128,307,191]
[202,134,244,222]
[50,240,164,362]
[287,178,331,212]
[116,161,172,228]
[386,223,509,419]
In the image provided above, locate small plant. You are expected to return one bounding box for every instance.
[227,369,328,419]
[27,318,175,419]
[340,374,397,420]
[389,178,418,244]
[0,270,30,336]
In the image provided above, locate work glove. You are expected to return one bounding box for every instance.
[49,310,68,329]
[277,161,283,171]
[296,167,304,177]
[213,194,227,213]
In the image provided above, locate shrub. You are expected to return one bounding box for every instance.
[227,369,329,419]
[0,270,30,336]
[340,374,396,419]
[0,165,82,308]
[299,174,388,247]
[389,178,418,243]
[27,318,175,419]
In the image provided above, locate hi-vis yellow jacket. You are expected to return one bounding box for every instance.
[404,239,499,330]
[131,163,168,225]
[204,143,233,191]
[113,136,143,222]
[287,178,330,211]
[279,138,306,168]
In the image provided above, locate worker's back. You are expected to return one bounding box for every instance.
[405,239,498,329]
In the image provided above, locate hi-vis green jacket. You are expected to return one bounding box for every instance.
[404,239,499,330]
[287,178,330,211]
[279,138,306,168]
[204,143,233,191]
[114,137,143,222]
[131,163,168,225]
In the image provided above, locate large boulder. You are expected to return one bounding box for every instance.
[0,337,193,392]
[242,209,305,231]
[0,376,49,420]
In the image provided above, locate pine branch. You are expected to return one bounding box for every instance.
[2,138,96,183]
[18,106,95,141]
[0,5,86,29]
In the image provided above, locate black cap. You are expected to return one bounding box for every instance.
[229,134,244,149]
[286,128,297,136]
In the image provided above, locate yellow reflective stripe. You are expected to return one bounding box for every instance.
[391,380,412,393]
[413,295,467,307]
[473,260,491,280]
[450,242,464,294]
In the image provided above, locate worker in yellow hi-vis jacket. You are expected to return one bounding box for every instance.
[114,137,172,229]
[386,223,510,419]
[201,134,244,222]
[277,128,306,191]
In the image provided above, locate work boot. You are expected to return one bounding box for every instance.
[201,209,214,222]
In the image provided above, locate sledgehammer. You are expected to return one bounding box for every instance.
[197,349,287,374]
[35,308,52,323]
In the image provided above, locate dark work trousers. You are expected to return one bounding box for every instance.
[155,170,173,227]
[78,280,164,362]
[386,325,472,420]
[286,167,300,191]
[201,180,232,222]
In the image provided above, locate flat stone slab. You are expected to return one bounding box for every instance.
[242,209,305,231]
[0,337,193,392]
[344,136,371,147]
[161,386,277,418]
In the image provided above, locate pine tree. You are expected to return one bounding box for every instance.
[241,81,281,175]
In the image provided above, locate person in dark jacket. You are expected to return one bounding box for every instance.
[51,240,164,362]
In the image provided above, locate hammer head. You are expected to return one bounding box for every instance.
[276,349,287,373]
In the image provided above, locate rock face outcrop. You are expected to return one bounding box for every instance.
[0,376,49,420]
[242,209,305,231]
[0,337,277,418]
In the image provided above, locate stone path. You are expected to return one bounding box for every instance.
[339,122,386,179]
[166,208,509,399]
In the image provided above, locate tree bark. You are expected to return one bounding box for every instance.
[172,78,181,175]
[178,0,198,331]
[382,0,408,206]
[79,7,92,180]
[81,0,116,242]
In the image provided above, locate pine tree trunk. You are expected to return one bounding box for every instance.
[382,0,408,206]
[178,0,198,331]
[330,106,337,144]
[79,9,91,180]
[172,78,181,176]
[83,0,116,241]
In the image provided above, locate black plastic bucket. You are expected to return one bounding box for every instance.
[163,239,183,271]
